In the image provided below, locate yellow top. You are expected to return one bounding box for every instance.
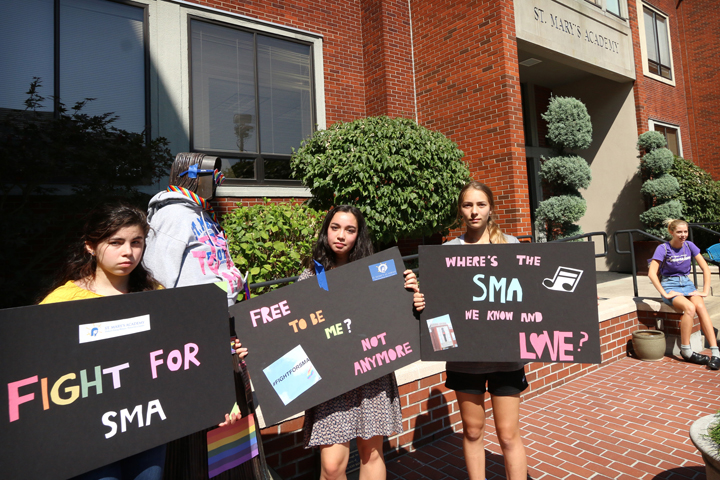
[39,281,102,304]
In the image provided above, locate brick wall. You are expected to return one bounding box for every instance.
[675,0,720,179]
[257,307,668,479]
[410,0,531,238]
[628,0,693,160]
[361,0,416,118]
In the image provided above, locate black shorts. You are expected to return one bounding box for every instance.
[445,368,528,396]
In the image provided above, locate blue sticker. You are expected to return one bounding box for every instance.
[263,345,321,405]
[368,259,398,281]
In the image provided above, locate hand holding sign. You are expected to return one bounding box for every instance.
[419,243,600,364]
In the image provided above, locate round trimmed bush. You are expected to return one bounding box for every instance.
[639,200,683,239]
[291,116,470,245]
[640,148,674,177]
[640,174,680,202]
[541,96,593,151]
[637,131,667,152]
[539,155,592,194]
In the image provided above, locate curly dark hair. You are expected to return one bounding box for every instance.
[40,202,160,301]
[304,205,374,270]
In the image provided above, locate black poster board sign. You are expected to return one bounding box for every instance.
[231,248,420,426]
[0,284,235,480]
[419,243,601,364]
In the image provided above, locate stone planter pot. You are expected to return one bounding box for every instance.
[631,330,666,361]
[689,414,720,480]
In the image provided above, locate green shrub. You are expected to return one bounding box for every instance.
[669,156,720,224]
[536,96,592,240]
[222,201,324,295]
[291,116,469,245]
[637,130,681,237]
[539,155,592,195]
[534,195,587,239]
[639,200,683,239]
[640,175,680,201]
[640,148,674,178]
[709,412,720,454]
[541,96,593,151]
[637,130,667,152]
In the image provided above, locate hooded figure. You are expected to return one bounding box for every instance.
[145,152,243,306]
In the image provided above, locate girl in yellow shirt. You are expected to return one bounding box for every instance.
[39,202,165,480]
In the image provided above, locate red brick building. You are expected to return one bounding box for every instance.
[4,0,718,477]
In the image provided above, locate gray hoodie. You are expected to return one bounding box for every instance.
[145,190,243,306]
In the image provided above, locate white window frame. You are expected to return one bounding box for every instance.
[648,119,682,157]
[636,1,675,86]
[133,0,324,195]
[583,0,627,20]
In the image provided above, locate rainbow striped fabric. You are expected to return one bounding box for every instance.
[206,413,259,478]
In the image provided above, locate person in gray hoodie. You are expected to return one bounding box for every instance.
[145,153,268,479]
[145,152,244,306]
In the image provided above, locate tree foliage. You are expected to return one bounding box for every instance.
[637,130,680,239]
[222,201,324,295]
[535,97,592,240]
[291,116,469,245]
[0,78,173,308]
[541,96,593,151]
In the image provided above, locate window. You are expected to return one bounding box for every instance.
[651,122,681,156]
[643,6,672,80]
[190,18,315,183]
[606,0,621,16]
[0,0,148,133]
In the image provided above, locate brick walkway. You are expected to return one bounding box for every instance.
[386,353,719,479]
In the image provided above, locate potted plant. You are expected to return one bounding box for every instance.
[689,412,720,480]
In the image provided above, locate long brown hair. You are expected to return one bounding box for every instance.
[41,202,160,301]
[456,181,508,244]
[303,205,374,270]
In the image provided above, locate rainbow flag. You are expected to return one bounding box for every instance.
[206,414,259,478]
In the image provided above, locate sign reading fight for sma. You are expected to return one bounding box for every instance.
[419,243,601,364]
[0,284,235,480]
[231,247,420,426]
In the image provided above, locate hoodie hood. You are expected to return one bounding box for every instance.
[147,190,203,224]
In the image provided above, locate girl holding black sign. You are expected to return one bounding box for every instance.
[298,205,420,480]
[414,181,529,480]
[40,202,166,480]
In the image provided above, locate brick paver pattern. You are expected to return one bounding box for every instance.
[386,353,718,479]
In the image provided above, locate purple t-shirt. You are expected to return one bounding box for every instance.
[651,241,700,277]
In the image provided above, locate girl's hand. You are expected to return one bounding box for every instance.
[403,269,419,292]
[414,291,425,312]
[233,339,248,359]
[662,290,681,299]
[688,290,708,297]
[218,412,242,427]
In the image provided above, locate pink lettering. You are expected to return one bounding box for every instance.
[8,376,38,422]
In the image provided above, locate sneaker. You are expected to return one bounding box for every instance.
[709,356,720,371]
[682,352,710,365]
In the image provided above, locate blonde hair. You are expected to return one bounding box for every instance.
[664,218,688,233]
[456,181,508,244]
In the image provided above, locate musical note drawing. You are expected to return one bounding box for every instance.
[542,266,583,293]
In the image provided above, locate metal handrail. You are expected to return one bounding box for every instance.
[613,229,665,297]
[248,253,420,290]
[549,231,609,258]
[687,223,720,284]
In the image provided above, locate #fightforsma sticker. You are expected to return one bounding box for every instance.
[368,259,397,281]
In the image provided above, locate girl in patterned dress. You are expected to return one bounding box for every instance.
[299,205,420,480]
